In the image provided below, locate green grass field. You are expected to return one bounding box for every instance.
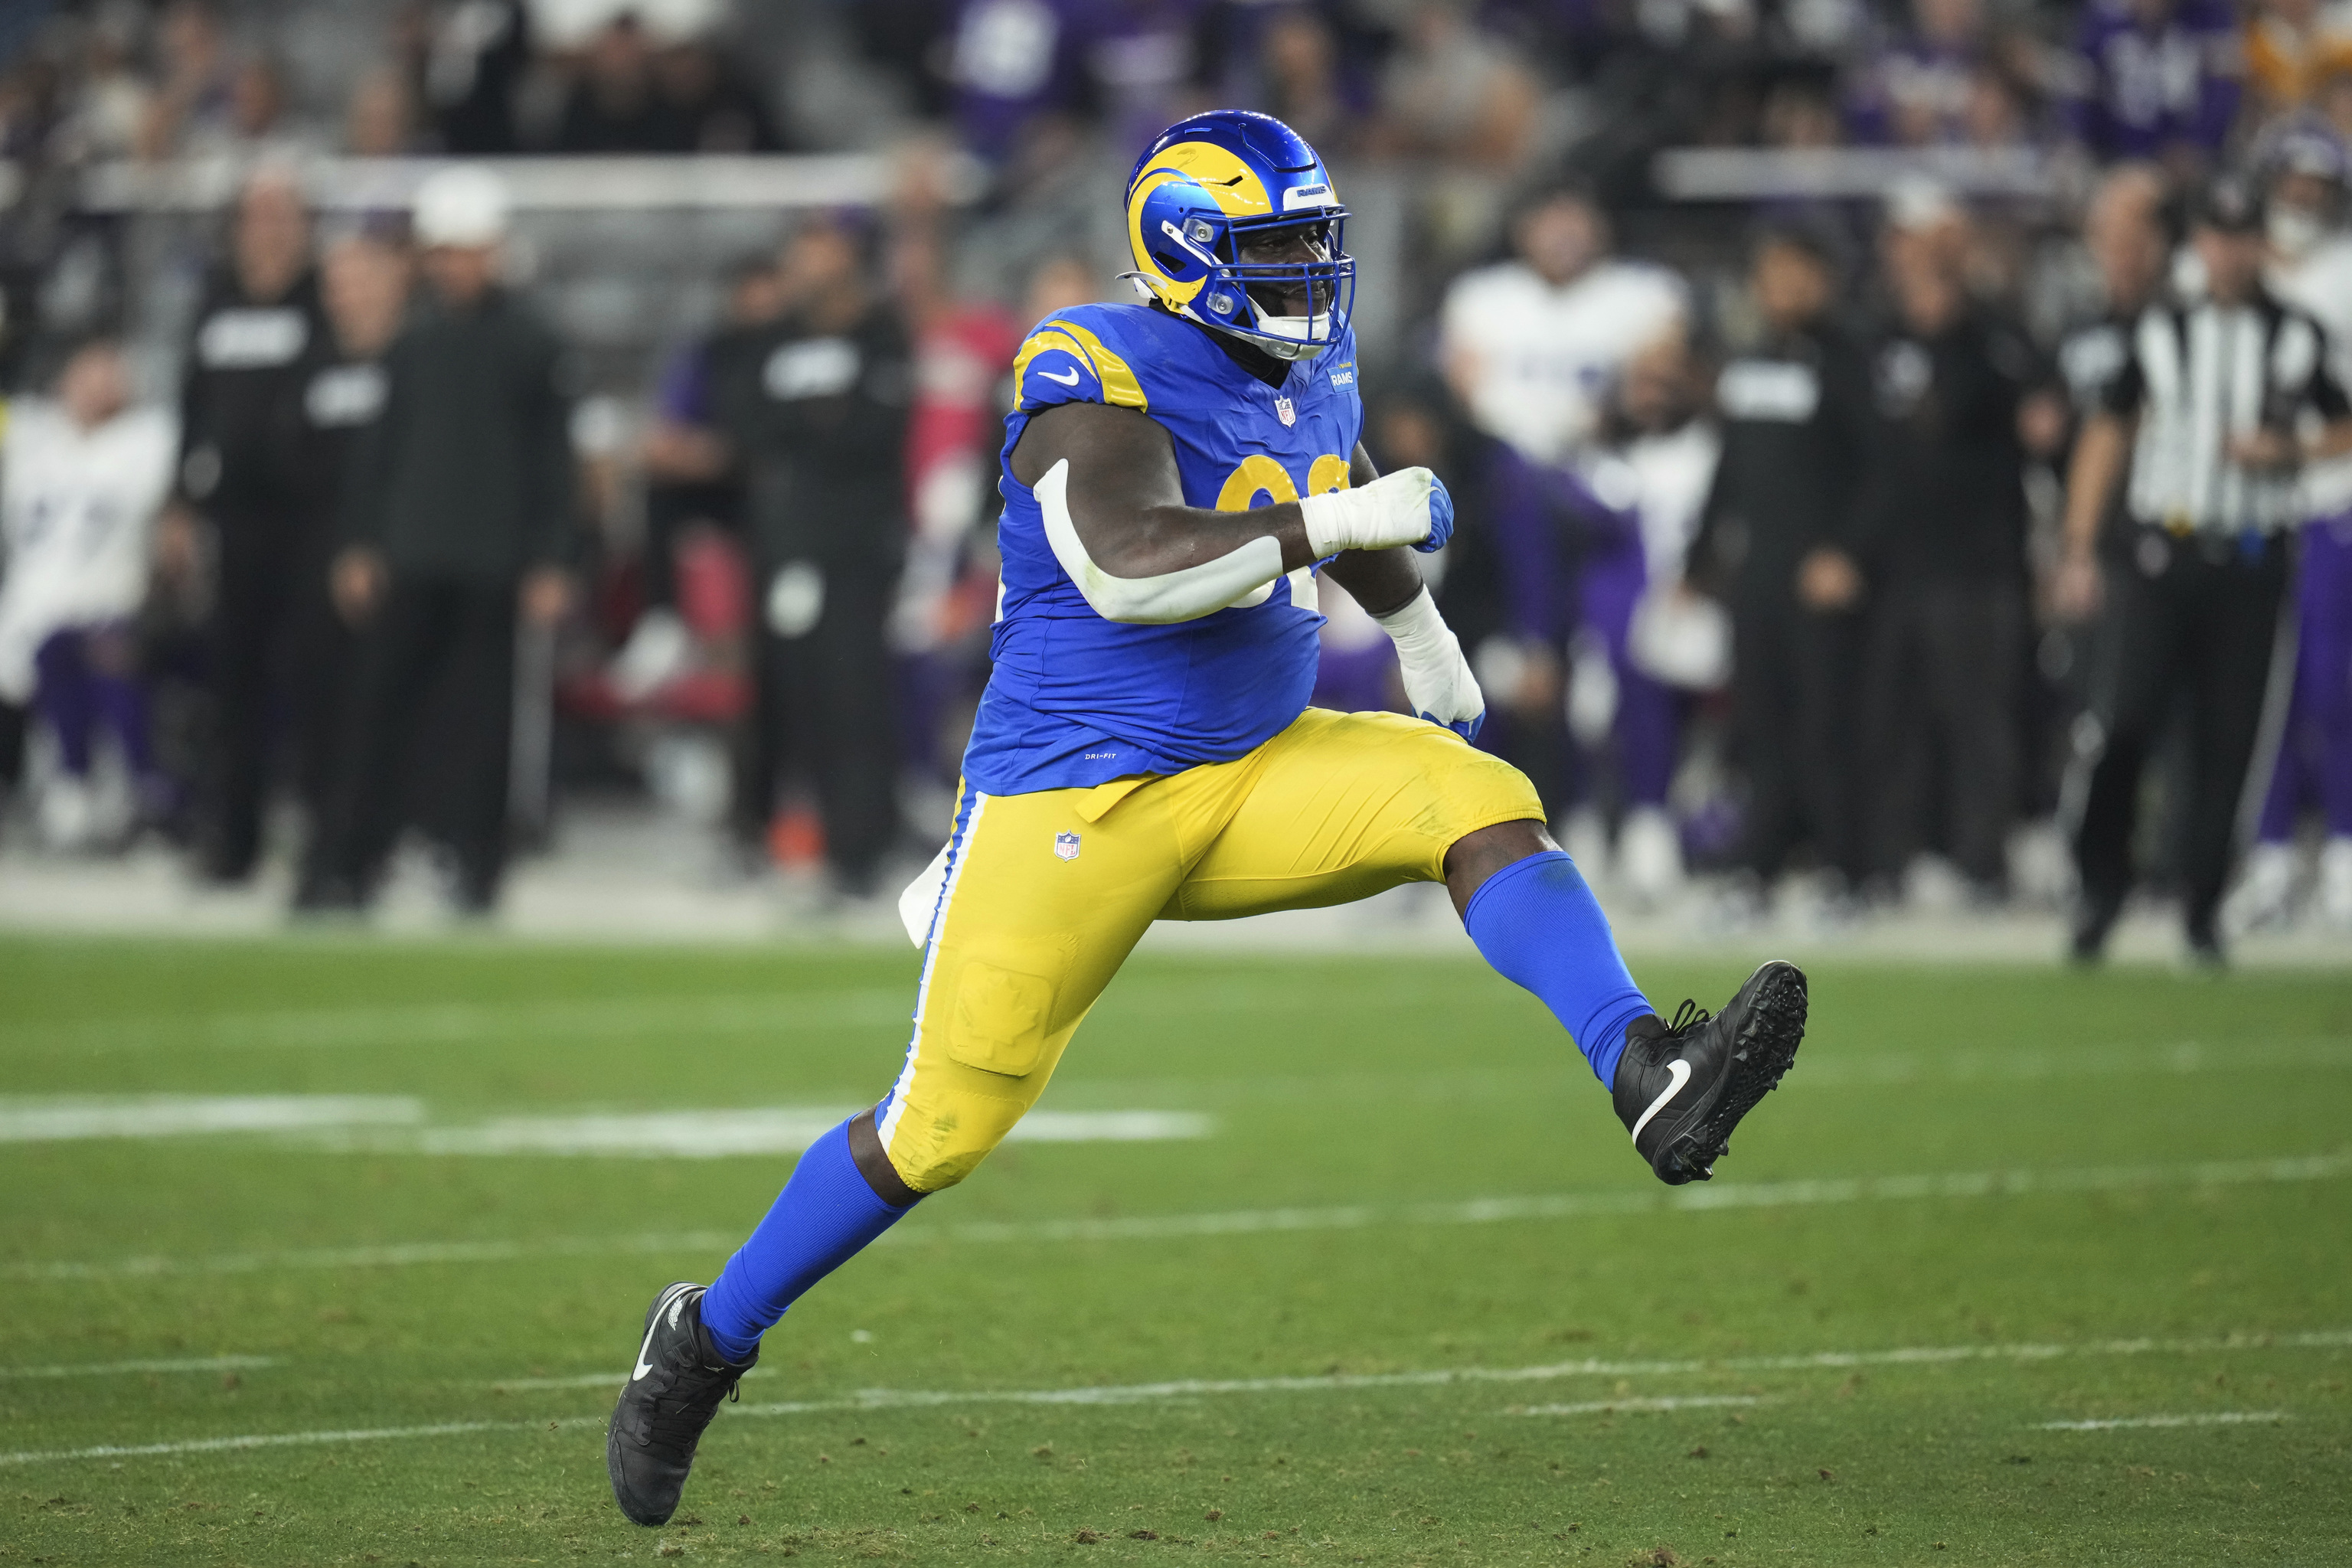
[3,935,2350,1566]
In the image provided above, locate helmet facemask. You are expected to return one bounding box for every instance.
[1147,207,1355,361]
[1227,214,1351,361]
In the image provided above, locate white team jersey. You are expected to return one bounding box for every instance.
[1585,419,1730,691]
[2269,235,2352,516]
[0,401,177,702]
[1439,259,1687,465]
[1612,420,1721,586]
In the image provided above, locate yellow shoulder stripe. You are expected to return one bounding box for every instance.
[1011,320,1150,413]
[1012,328,1089,406]
[1044,318,1148,411]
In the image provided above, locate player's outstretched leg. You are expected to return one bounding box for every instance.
[1452,825,1806,1184]
[1611,961,1808,1184]
[607,1114,916,1525]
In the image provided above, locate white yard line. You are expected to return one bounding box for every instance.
[0,1421,524,1466]
[1054,1037,2352,1111]
[923,1152,2352,1244]
[8,1329,2344,1470]
[995,1111,1214,1143]
[0,1356,273,1380]
[1513,1396,1765,1415]
[488,1371,671,1391]
[5,974,1418,1058]
[403,1109,862,1158]
[393,1108,1211,1158]
[0,1098,1208,1158]
[5,1230,748,1282]
[0,1096,423,1143]
[509,1331,2352,1408]
[11,1150,2348,1282]
[2037,1411,2289,1430]
[1789,1037,2352,1086]
[5,991,913,1057]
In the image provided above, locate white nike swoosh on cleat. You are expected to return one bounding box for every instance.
[1629,1059,1693,1145]
[632,1285,694,1382]
[1038,367,1082,386]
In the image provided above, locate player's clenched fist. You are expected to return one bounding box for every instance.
[1298,466,1455,556]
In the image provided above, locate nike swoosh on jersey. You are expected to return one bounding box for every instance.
[1629,1058,1692,1144]
[1038,366,1083,386]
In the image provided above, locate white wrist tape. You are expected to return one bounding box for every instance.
[1372,586,1485,728]
[1370,583,1449,651]
[1297,466,1439,556]
[1037,459,1285,625]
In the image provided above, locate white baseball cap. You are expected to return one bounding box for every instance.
[413,165,511,247]
[1886,174,1961,235]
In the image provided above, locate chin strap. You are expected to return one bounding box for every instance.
[1125,273,1335,361]
[1217,305,1331,362]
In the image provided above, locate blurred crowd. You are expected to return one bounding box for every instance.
[1,0,2350,956]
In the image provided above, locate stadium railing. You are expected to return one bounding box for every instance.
[1650,145,2065,203]
[74,152,984,214]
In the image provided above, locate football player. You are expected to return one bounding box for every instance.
[608,112,1808,1527]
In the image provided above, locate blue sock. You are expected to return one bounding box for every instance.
[699,1119,915,1363]
[1463,851,1654,1089]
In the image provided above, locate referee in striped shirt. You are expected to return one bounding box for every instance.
[2056,175,2352,963]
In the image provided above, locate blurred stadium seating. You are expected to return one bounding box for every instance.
[0,0,2347,957]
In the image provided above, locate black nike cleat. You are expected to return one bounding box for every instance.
[607,1282,756,1527]
[2069,892,2122,965]
[1612,960,1808,1185]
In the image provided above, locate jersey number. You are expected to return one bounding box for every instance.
[1209,454,1348,612]
[1214,453,1352,511]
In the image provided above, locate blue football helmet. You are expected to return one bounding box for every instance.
[1122,110,1354,361]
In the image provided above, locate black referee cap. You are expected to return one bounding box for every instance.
[1748,211,1852,278]
[2191,175,2262,234]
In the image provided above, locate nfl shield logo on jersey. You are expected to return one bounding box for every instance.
[1274,396,1295,426]
[1054,831,1081,861]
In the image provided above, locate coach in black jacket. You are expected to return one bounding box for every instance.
[1851,209,2037,898]
[301,167,574,914]
[711,217,910,897]
[1690,222,1874,897]
[172,168,333,882]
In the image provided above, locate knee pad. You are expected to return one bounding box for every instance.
[879,1079,1035,1194]
[1413,728,1546,844]
[880,956,1067,1195]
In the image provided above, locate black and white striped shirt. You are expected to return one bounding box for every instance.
[2098,290,2350,534]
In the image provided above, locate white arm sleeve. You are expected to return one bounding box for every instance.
[1037,459,1287,625]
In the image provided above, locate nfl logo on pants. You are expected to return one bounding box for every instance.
[1054,831,1081,861]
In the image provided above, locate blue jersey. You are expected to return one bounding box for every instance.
[961,302,1364,796]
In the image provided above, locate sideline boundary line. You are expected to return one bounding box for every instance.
[6,973,1429,1058]
[0,1356,274,1380]
[716,1328,2352,1411]
[13,1151,2347,1282]
[5,1329,2344,1468]
[1515,1396,1764,1416]
[2037,1411,2288,1430]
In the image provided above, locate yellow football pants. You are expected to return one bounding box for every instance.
[874,708,1544,1192]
